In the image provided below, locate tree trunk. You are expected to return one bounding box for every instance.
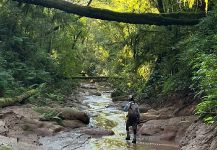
[0,89,37,108]
[156,0,164,13]
[12,0,206,26]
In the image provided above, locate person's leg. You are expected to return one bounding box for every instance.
[132,123,137,143]
[126,120,130,140]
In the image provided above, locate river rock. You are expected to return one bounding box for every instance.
[140,113,160,123]
[36,107,90,124]
[146,109,159,115]
[20,118,64,135]
[88,90,102,96]
[139,104,151,113]
[81,127,114,136]
[80,84,97,89]
[139,116,197,143]
[57,108,89,124]
[157,106,176,117]
[139,124,163,135]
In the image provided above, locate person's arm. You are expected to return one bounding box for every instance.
[124,102,130,112]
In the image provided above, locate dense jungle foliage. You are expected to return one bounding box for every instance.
[0,0,216,123]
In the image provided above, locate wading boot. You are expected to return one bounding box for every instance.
[125,131,130,140]
[132,134,136,144]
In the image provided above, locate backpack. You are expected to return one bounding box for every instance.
[127,102,139,119]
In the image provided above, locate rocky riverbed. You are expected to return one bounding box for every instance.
[0,82,216,150]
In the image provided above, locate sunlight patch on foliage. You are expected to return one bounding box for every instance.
[95,46,109,61]
[123,25,136,38]
[50,49,58,61]
[123,45,133,58]
[205,0,208,11]
[79,17,87,24]
[137,63,151,81]
[181,0,209,11]
[101,69,109,76]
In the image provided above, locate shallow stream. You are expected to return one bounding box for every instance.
[82,91,179,150]
[40,87,179,150]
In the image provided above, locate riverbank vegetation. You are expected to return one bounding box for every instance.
[0,0,216,124]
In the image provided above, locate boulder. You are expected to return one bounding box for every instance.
[140,113,160,123]
[157,106,176,117]
[146,109,159,115]
[139,119,167,135]
[36,107,90,124]
[139,124,163,135]
[139,104,151,113]
[80,84,97,89]
[88,90,102,96]
[139,116,197,143]
[20,118,64,135]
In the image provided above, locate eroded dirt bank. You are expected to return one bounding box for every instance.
[137,105,217,150]
[0,82,216,150]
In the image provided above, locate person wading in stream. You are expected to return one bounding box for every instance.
[124,95,140,144]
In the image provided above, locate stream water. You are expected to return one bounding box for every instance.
[40,87,179,150]
[82,91,179,150]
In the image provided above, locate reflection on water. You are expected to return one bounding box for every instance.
[83,92,179,150]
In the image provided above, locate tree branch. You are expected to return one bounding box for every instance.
[12,0,206,25]
[87,0,93,6]
[156,0,164,13]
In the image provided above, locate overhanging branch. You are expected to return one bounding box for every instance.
[12,0,206,25]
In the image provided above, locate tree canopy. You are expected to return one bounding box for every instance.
[0,0,216,124]
[12,0,206,25]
